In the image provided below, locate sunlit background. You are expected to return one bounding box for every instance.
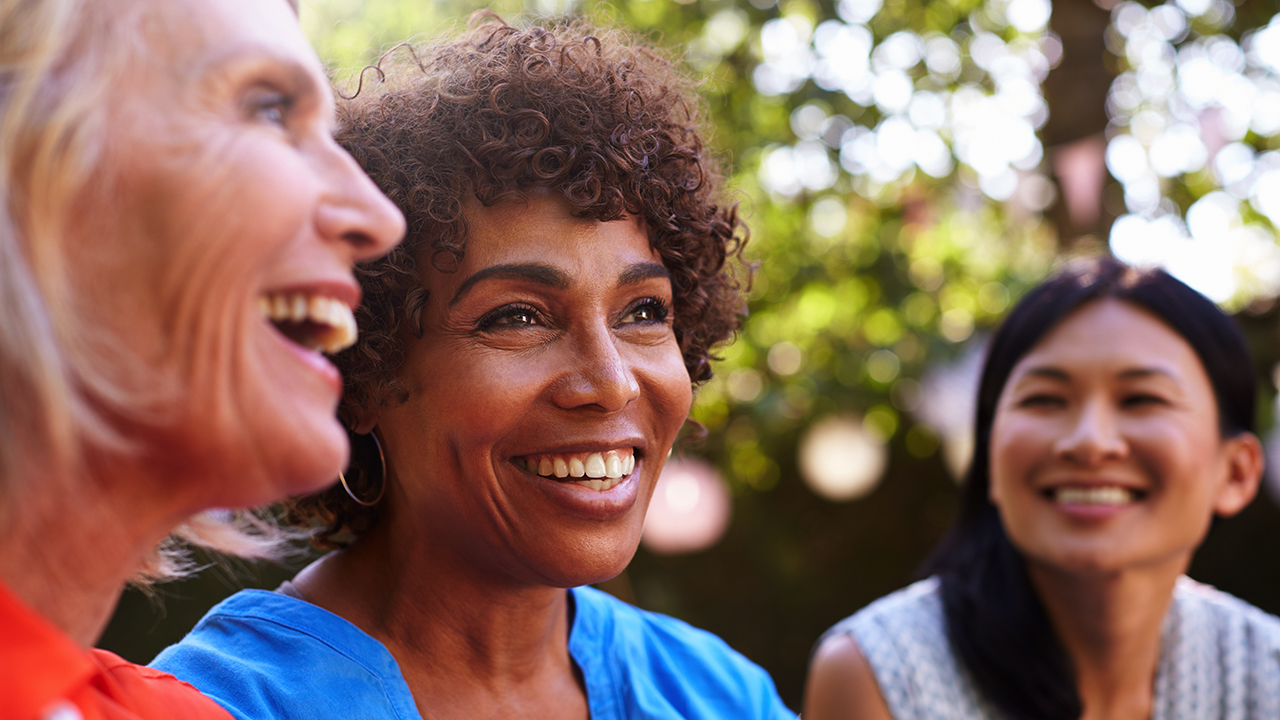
[102,0,1280,709]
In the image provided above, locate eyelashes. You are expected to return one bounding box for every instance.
[624,297,670,325]
[474,297,672,333]
[244,88,295,128]
[475,303,543,331]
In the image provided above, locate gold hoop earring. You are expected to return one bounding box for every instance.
[338,431,386,507]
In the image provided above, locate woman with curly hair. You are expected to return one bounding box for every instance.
[153,17,794,720]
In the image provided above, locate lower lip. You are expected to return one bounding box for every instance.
[522,461,642,521]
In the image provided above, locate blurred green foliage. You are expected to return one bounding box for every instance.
[100,0,1280,711]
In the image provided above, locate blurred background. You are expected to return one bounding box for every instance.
[101,0,1280,710]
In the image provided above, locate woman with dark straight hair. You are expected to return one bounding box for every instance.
[805,256,1280,720]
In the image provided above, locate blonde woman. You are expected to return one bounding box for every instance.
[0,0,404,717]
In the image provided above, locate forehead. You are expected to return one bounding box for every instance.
[1012,298,1204,380]
[449,194,659,271]
[134,0,315,76]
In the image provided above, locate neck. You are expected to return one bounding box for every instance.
[0,455,191,646]
[1027,559,1186,720]
[293,522,587,719]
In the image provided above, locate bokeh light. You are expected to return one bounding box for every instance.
[756,0,1055,210]
[641,457,733,555]
[1105,2,1280,309]
[798,415,888,501]
[915,342,984,480]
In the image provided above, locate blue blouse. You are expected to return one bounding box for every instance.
[152,585,795,720]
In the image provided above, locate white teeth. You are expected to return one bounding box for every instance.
[523,449,635,486]
[605,454,622,479]
[585,453,607,478]
[1054,486,1135,505]
[259,292,358,354]
[573,475,622,492]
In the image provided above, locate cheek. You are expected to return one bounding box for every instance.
[1132,427,1222,506]
[406,346,535,452]
[650,344,694,434]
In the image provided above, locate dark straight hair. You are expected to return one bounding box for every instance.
[921,256,1257,720]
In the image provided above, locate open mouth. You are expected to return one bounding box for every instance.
[515,448,636,492]
[259,292,357,354]
[1042,486,1146,505]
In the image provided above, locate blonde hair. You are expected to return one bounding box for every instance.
[1,0,288,583]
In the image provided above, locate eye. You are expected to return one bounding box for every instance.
[620,298,670,325]
[1018,393,1065,409]
[246,89,293,128]
[1120,393,1166,408]
[476,303,544,331]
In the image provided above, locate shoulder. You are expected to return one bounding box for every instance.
[805,634,894,720]
[151,589,414,720]
[1154,578,1280,716]
[91,650,235,720]
[0,579,225,720]
[822,577,945,650]
[572,585,770,678]
[570,586,794,720]
[813,578,995,720]
[1173,577,1280,653]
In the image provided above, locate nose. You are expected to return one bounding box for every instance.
[314,142,406,262]
[551,321,641,413]
[1053,398,1128,466]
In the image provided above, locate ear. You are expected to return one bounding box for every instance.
[1213,432,1263,518]
[350,408,380,435]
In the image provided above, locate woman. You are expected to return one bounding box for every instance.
[805,257,1280,720]
[153,17,793,720]
[0,0,404,717]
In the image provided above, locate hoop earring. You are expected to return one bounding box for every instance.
[338,431,387,507]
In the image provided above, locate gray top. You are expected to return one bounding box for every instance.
[821,576,1280,720]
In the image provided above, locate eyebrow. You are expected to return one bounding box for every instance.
[618,262,671,286]
[1117,367,1176,380]
[1017,366,1177,382]
[449,260,671,307]
[1020,366,1070,381]
[450,263,570,306]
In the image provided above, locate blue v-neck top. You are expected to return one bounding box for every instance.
[152,586,795,720]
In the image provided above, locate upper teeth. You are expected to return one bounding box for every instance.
[259,293,357,354]
[520,450,635,491]
[1054,487,1135,505]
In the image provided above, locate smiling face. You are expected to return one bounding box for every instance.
[988,298,1260,577]
[63,0,405,508]
[368,193,692,588]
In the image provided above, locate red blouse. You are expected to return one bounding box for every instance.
[0,580,233,720]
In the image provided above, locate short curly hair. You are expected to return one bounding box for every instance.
[286,16,749,546]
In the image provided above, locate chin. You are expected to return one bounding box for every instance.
[535,532,642,589]
[1026,546,1131,580]
[259,416,350,501]
[176,402,348,510]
